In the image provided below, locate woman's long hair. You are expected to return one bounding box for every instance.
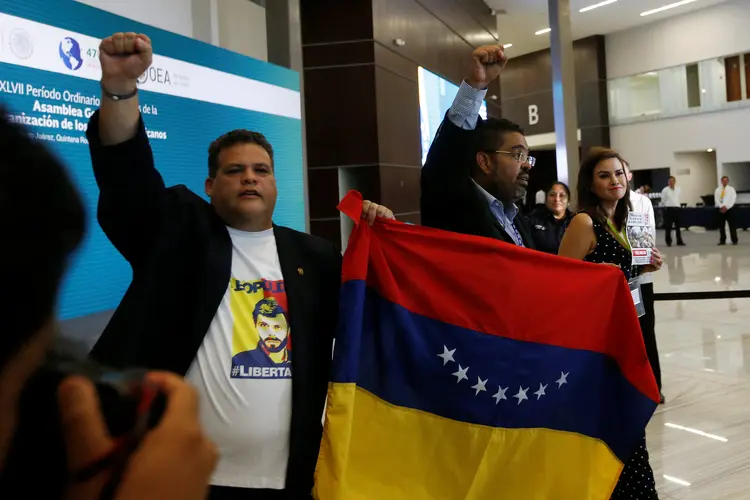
[577,147,631,231]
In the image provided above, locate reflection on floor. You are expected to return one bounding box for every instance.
[652,228,749,294]
[647,229,750,499]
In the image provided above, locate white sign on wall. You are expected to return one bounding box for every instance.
[528,104,539,125]
[0,12,300,119]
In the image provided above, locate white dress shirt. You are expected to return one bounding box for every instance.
[661,186,681,207]
[630,190,655,285]
[535,190,546,204]
[715,185,737,210]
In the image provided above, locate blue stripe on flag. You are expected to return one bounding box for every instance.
[333,280,656,462]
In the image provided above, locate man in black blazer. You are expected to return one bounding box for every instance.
[421,45,535,249]
[87,32,393,500]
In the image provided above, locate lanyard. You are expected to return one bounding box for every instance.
[605,218,631,251]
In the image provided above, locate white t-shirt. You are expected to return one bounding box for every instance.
[185,227,292,489]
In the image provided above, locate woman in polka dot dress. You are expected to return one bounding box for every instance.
[559,147,663,499]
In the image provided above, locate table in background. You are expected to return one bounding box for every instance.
[653,206,750,230]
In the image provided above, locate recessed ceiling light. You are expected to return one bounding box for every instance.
[535,28,551,35]
[580,0,618,13]
[707,148,714,152]
[503,43,513,48]
[641,0,698,17]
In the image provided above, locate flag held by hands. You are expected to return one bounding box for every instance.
[314,191,658,500]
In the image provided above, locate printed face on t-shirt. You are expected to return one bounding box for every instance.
[256,312,289,352]
[230,280,293,378]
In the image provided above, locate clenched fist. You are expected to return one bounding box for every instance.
[465,45,508,90]
[99,32,153,95]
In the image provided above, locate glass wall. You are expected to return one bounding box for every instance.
[608,52,750,124]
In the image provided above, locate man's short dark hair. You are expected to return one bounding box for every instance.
[208,129,274,178]
[473,118,525,154]
[471,118,525,174]
[0,110,85,367]
[252,297,287,325]
[722,176,729,181]
[669,176,676,181]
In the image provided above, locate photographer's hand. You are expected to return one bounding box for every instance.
[59,372,218,500]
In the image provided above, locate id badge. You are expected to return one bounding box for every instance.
[628,278,646,318]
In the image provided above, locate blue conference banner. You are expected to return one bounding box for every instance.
[0,0,305,321]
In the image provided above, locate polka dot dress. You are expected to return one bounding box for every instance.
[610,437,658,499]
[583,214,658,499]
[583,214,635,281]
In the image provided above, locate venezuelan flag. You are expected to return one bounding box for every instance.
[314,192,659,500]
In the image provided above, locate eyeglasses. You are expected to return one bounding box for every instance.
[485,150,536,167]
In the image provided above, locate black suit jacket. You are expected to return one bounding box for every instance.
[420,115,535,248]
[86,112,340,498]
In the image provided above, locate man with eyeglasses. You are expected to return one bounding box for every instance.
[421,45,536,248]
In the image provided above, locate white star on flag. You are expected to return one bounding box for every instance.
[471,377,488,395]
[437,346,456,366]
[452,365,469,383]
[556,372,569,388]
[534,383,548,400]
[513,386,529,405]
[492,386,508,404]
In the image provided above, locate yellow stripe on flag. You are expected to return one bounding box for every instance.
[315,384,623,500]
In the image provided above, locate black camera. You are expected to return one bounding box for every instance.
[0,338,165,499]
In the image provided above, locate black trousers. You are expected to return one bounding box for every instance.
[718,208,739,244]
[638,283,661,390]
[663,207,683,245]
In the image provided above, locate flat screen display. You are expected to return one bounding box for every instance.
[418,66,486,165]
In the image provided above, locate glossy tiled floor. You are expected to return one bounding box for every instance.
[646,230,750,499]
[652,228,750,293]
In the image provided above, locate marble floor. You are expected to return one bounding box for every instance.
[646,230,750,499]
[651,228,750,293]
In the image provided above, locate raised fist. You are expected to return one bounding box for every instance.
[99,32,153,94]
[465,45,507,90]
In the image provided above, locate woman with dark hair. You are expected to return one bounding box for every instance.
[559,148,662,499]
[528,182,574,254]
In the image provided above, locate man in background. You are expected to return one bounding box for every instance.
[0,111,217,499]
[661,176,685,247]
[534,189,546,210]
[421,45,535,249]
[715,176,738,246]
[626,162,664,404]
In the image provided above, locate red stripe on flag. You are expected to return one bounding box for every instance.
[338,192,659,403]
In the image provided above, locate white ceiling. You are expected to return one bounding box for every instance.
[483,0,733,58]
